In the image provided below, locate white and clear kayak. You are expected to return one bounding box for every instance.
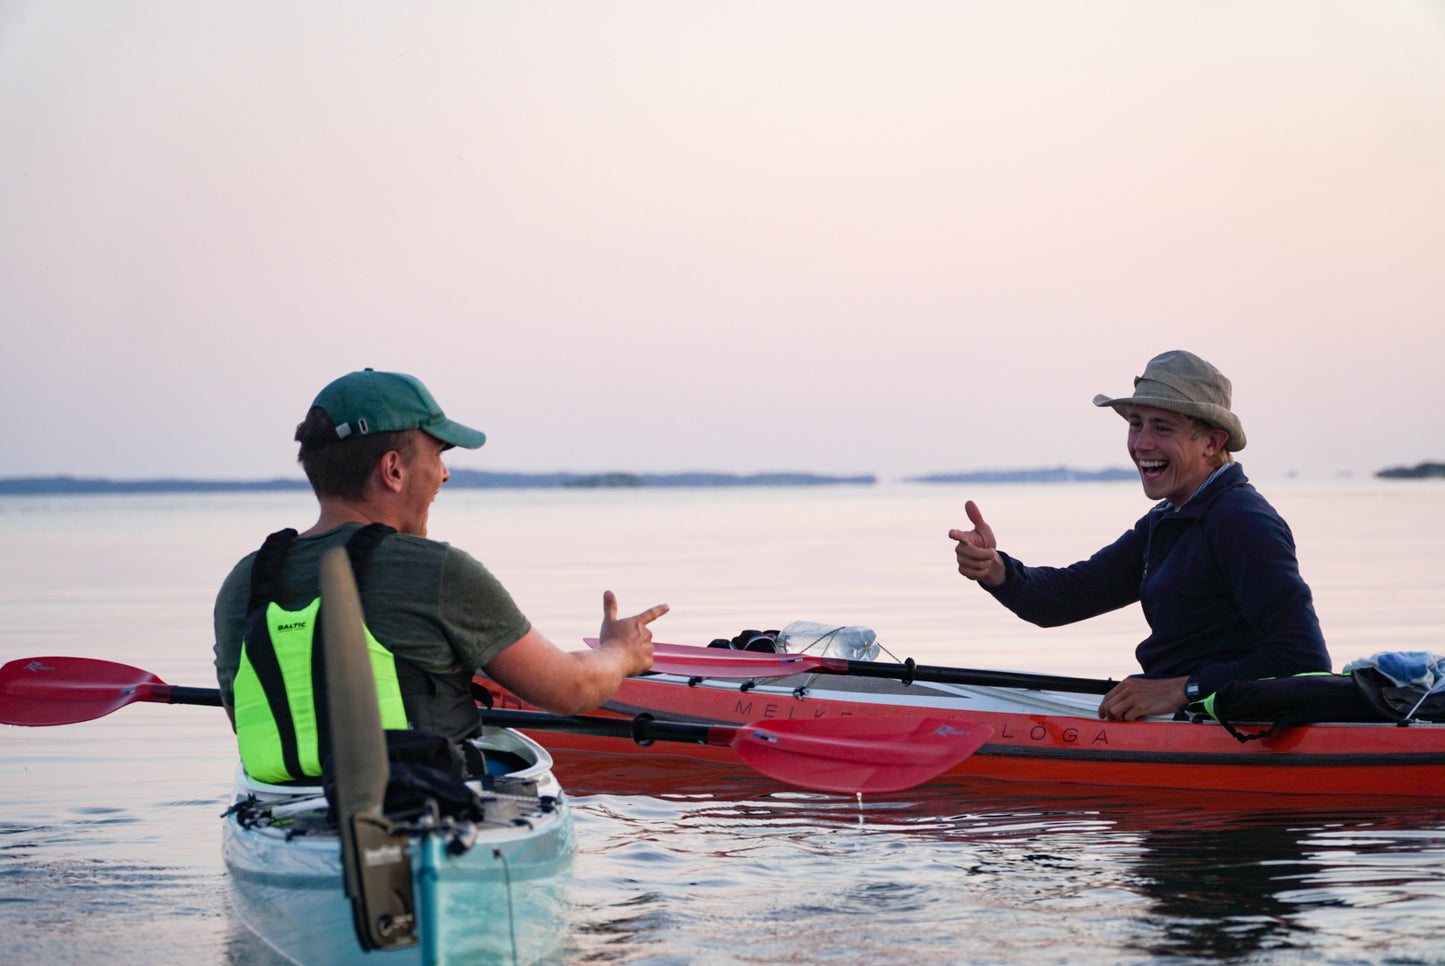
[222,726,575,966]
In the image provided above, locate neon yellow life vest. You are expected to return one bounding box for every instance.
[233,525,409,784]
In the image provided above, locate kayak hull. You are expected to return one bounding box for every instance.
[222,727,575,966]
[478,669,1445,799]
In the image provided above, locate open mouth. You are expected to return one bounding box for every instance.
[1137,459,1168,480]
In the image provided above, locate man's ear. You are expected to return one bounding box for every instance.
[374,449,407,493]
[1207,428,1230,457]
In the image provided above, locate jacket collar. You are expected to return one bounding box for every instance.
[1151,462,1246,522]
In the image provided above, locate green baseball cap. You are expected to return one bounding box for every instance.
[306,369,487,451]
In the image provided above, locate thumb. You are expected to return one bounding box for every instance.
[601,590,618,624]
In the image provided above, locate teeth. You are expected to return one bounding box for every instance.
[1138,460,1166,470]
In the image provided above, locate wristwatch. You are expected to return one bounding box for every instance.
[1184,679,1202,701]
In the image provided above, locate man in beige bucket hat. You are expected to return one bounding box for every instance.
[1093,349,1246,452]
[949,350,1329,721]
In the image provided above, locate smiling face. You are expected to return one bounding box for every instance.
[1125,405,1229,506]
[396,431,451,536]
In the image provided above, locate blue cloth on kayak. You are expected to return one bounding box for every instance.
[984,463,1330,697]
[1344,651,1445,694]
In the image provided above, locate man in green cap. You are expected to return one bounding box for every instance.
[212,369,668,784]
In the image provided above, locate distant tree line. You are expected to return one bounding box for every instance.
[0,470,877,495]
[1375,462,1445,479]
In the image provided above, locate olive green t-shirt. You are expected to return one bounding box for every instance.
[212,524,531,706]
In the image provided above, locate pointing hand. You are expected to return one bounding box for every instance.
[598,590,669,677]
[948,501,1005,586]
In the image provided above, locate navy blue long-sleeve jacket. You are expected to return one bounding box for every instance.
[984,464,1330,697]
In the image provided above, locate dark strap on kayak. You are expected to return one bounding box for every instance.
[1188,673,1398,744]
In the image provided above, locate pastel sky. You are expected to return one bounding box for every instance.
[3,2,1442,483]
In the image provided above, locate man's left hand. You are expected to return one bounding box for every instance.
[1098,675,1189,721]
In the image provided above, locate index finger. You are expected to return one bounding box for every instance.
[630,602,670,625]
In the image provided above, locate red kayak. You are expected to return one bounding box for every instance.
[475,641,1445,799]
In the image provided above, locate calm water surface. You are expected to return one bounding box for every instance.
[3,480,1444,965]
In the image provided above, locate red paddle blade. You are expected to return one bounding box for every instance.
[724,716,992,794]
[0,656,168,726]
[649,647,830,679]
[584,637,835,680]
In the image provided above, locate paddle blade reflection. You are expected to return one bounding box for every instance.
[729,716,992,794]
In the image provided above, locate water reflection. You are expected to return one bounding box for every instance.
[562,758,1445,965]
[1131,819,1328,959]
[902,785,1445,962]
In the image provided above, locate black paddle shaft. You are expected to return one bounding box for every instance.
[164,686,224,707]
[479,708,723,747]
[847,657,1116,695]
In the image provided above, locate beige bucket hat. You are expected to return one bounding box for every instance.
[1092,350,1246,452]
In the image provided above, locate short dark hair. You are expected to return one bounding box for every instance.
[295,406,418,500]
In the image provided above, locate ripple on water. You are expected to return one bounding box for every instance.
[558,778,1445,966]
